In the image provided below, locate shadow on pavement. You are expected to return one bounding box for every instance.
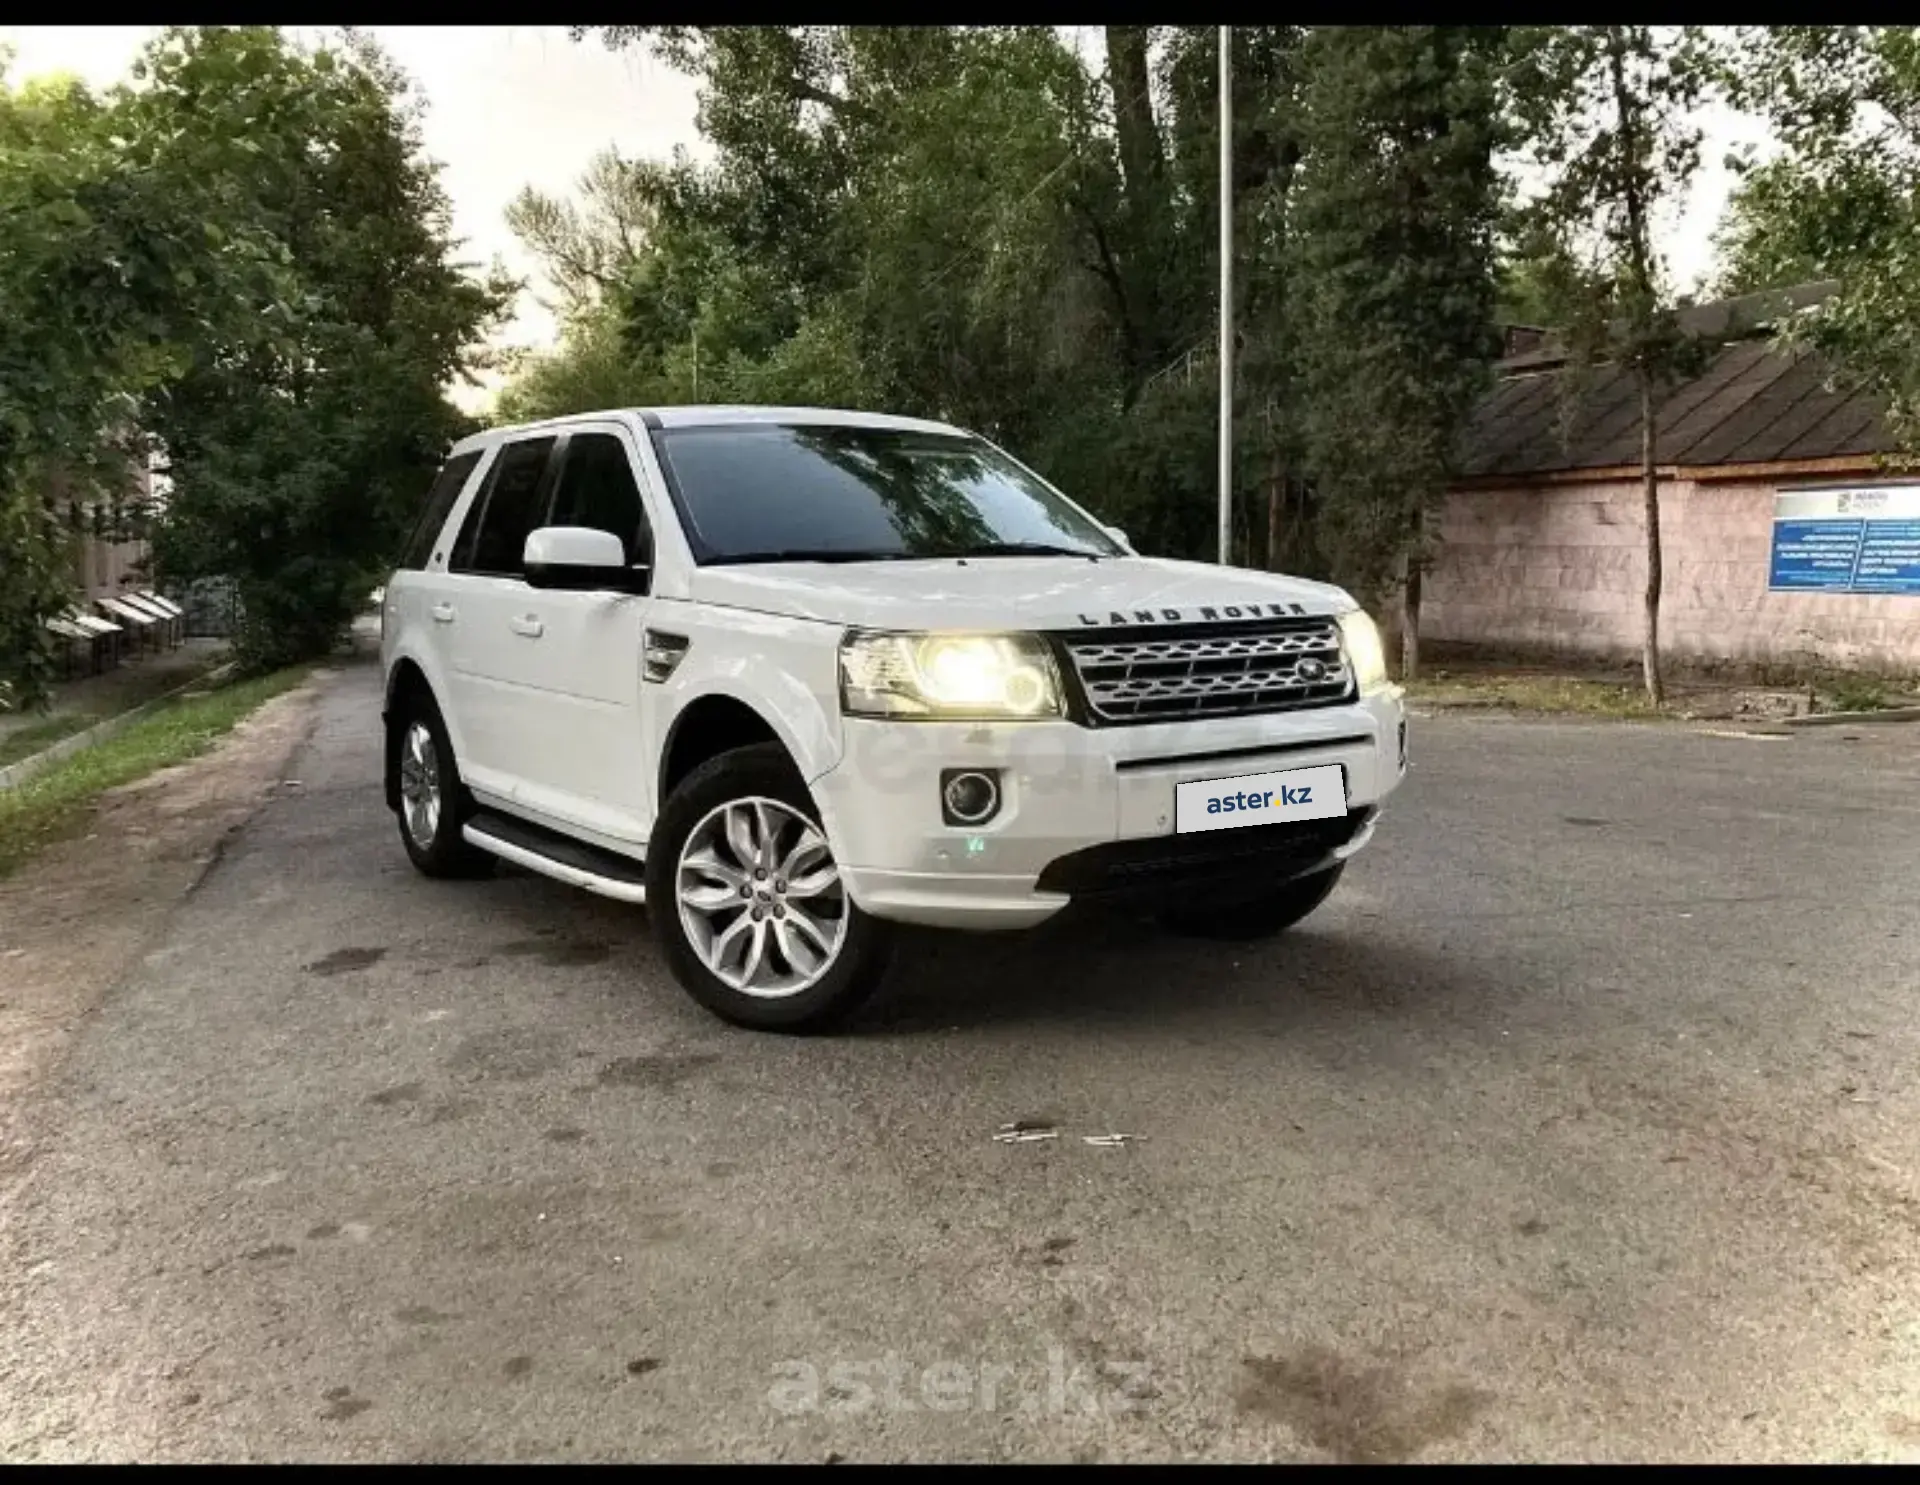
[854,898,1491,1039]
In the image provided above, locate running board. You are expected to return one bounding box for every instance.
[463,809,648,905]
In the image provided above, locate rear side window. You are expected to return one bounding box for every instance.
[547,432,652,565]
[451,436,558,577]
[397,450,482,571]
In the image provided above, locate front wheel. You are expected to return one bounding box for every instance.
[392,696,495,880]
[645,742,894,1033]
[1157,862,1345,942]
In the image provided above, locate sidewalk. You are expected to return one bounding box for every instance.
[0,639,229,769]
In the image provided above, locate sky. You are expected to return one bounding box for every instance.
[3,25,1771,414]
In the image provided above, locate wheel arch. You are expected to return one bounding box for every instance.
[383,658,437,813]
[658,693,794,808]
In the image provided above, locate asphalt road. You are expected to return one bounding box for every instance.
[6,659,1920,1462]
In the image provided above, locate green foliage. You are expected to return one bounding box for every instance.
[131,28,511,674]
[1720,26,1920,455]
[506,149,663,320]
[0,63,277,708]
[543,27,1120,446]
[1288,26,1507,607]
[1504,25,1723,701]
[542,24,1508,595]
[1506,26,1716,381]
[0,28,505,698]
[1819,673,1892,714]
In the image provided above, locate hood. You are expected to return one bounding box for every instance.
[684,555,1354,633]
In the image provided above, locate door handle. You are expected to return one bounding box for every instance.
[431,603,456,624]
[509,615,545,639]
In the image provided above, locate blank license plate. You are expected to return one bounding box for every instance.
[1175,763,1347,834]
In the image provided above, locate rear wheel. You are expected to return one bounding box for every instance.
[393,695,495,879]
[1157,862,1344,942]
[646,742,893,1033]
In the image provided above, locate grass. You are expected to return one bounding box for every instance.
[0,649,229,769]
[1815,676,1895,714]
[0,664,314,879]
[0,714,94,771]
[1405,671,1664,720]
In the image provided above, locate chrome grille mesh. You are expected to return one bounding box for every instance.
[1059,619,1352,724]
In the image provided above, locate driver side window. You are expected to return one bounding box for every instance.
[546,432,652,567]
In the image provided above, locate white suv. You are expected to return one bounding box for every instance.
[381,406,1407,1031]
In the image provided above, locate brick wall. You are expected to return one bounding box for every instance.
[1425,475,1920,674]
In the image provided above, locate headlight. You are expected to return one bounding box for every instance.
[839,631,1064,720]
[1336,608,1391,695]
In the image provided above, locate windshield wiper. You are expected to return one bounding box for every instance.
[939,542,1104,560]
[709,549,919,566]
[709,542,1106,566]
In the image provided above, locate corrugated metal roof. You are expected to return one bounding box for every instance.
[1459,341,1895,479]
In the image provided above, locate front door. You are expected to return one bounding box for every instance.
[439,432,561,803]
[511,423,658,849]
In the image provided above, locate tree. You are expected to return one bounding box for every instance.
[129,27,511,673]
[552,27,1119,462]
[1718,26,1920,456]
[547,24,1533,598]
[505,149,664,320]
[1507,26,1718,703]
[1712,156,1900,297]
[0,58,280,709]
[1288,26,1507,677]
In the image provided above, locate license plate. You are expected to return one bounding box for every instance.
[1175,763,1347,834]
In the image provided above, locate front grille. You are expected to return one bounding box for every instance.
[1056,618,1353,725]
[1036,808,1372,901]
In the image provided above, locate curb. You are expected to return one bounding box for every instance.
[0,661,236,792]
[1780,705,1920,729]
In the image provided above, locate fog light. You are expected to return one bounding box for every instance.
[940,769,1001,826]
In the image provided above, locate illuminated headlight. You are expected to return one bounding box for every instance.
[839,631,1064,720]
[1336,608,1391,695]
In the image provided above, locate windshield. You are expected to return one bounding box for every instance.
[651,423,1124,564]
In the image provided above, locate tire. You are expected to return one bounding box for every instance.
[645,741,893,1034]
[1157,861,1345,942]
[392,691,496,880]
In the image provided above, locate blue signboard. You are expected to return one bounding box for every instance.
[1769,486,1920,595]
[1854,519,1920,592]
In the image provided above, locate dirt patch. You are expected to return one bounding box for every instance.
[1235,1344,1490,1463]
[596,1051,721,1091]
[305,946,388,977]
[0,671,330,1195]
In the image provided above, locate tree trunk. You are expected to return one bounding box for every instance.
[1104,27,1164,207]
[1264,444,1285,572]
[1103,26,1171,386]
[1400,556,1422,682]
[1639,370,1664,705]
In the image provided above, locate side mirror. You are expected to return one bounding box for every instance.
[1103,524,1133,553]
[523,526,648,594]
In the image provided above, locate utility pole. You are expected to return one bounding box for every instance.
[1217,24,1234,567]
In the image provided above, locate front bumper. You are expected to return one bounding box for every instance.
[809,690,1408,929]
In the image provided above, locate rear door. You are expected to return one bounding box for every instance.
[439,433,561,800]
[512,422,658,846]
[385,445,485,676]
